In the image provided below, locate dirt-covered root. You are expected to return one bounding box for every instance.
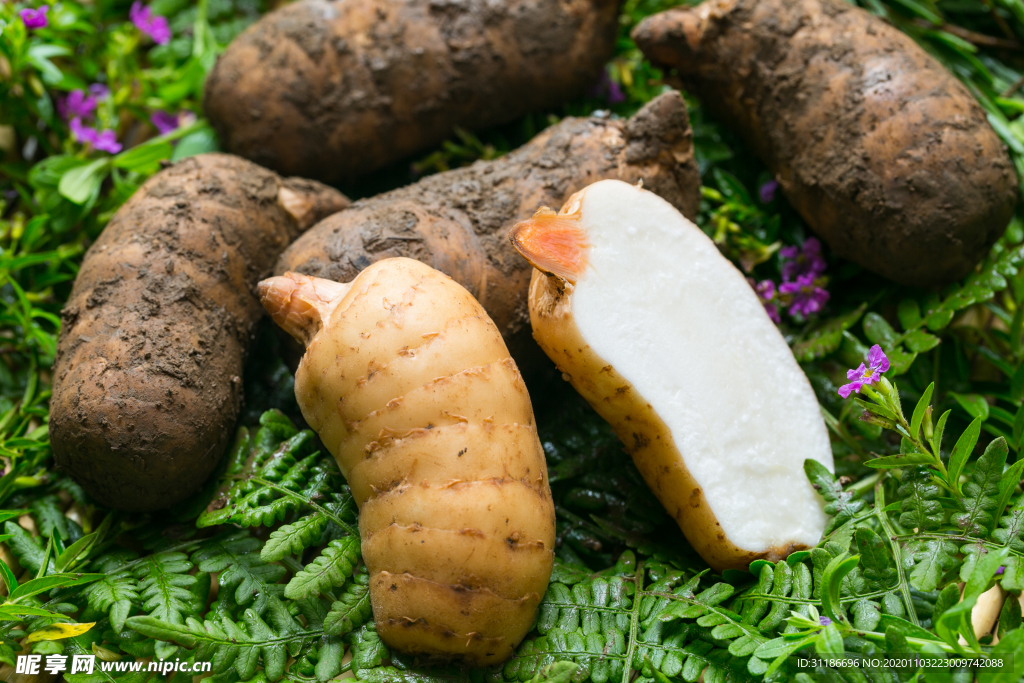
[633,0,1018,287]
[49,154,349,512]
[275,91,701,367]
[204,0,620,185]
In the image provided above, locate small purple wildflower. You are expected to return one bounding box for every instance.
[759,180,779,204]
[57,90,97,121]
[819,616,832,627]
[838,345,890,399]
[996,566,1006,576]
[589,70,626,105]
[779,273,830,318]
[150,110,180,134]
[70,118,122,154]
[753,279,781,324]
[130,2,171,45]
[780,237,827,282]
[88,83,110,100]
[20,5,48,29]
[92,129,122,154]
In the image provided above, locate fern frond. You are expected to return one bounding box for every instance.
[261,511,330,562]
[324,570,371,636]
[284,536,359,600]
[134,552,197,625]
[192,532,286,615]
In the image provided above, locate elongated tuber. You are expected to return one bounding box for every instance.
[633,0,1017,286]
[49,154,349,511]
[205,0,620,184]
[278,91,701,366]
[258,257,555,665]
[511,179,833,571]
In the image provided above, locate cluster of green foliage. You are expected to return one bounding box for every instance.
[6,0,1024,681]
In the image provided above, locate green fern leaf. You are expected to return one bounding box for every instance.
[284,536,359,599]
[261,510,330,562]
[906,539,959,592]
[324,570,372,636]
[897,468,943,531]
[951,438,1008,535]
[804,460,865,533]
[134,552,197,625]
[192,532,286,615]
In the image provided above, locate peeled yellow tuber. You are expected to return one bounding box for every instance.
[258,257,555,665]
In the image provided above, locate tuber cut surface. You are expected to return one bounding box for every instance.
[512,179,833,571]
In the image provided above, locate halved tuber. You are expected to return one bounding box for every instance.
[511,179,833,571]
[278,91,701,367]
[258,258,555,665]
[49,154,349,511]
[205,0,620,184]
[633,0,1018,287]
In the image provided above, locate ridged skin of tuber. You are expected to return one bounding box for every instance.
[49,154,349,511]
[277,91,701,368]
[258,258,555,665]
[204,0,620,184]
[633,0,1018,286]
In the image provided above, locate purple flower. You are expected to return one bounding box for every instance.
[780,237,827,282]
[589,70,626,105]
[838,345,890,399]
[996,566,1006,576]
[93,129,122,154]
[748,278,781,324]
[759,180,779,204]
[819,616,832,627]
[70,118,122,154]
[57,90,97,121]
[20,5,48,29]
[130,2,172,45]
[150,110,180,134]
[779,273,829,318]
[88,83,110,100]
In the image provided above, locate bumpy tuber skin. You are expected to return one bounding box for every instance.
[511,180,833,571]
[278,91,701,366]
[49,154,349,512]
[204,0,620,184]
[633,0,1018,287]
[258,258,555,665]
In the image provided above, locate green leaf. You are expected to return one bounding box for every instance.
[804,460,865,533]
[57,158,109,205]
[907,539,960,592]
[261,512,329,562]
[898,468,943,531]
[112,141,173,173]
[193,532,286,614]
[791,305,867,362]
[864,453,933,469]
[284,536,359,600]
[904,329,941,352]
[324,573,372,637]
[821,554,859,625]
[910,383,935,441]
[948,417,983,494]
[951,437,1008,535]
[950,393,991,421]
[9,573,102,601]
[171,127,220,161]
[897,299,921,329]
[135,552,197,625]
[863,312,898,347]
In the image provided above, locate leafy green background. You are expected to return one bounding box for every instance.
[5,0,1024,681]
